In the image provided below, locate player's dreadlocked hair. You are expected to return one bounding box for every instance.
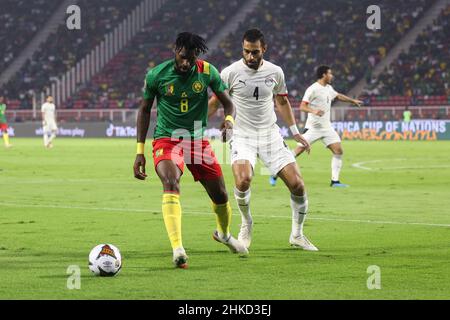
[174,32,208,55]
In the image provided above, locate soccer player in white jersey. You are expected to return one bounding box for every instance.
[209,29,318,251]
[270,65,363,187]
[41,96,58,148]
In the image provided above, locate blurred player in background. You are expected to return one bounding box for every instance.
[403,106,412,123]
[41,96,58,148]
[209,29,317,251]
[133,32,247,269]
[270,65,363,188]
[0,96,12,148]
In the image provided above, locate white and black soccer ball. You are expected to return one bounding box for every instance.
[88,244,122,277]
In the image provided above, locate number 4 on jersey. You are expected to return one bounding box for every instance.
[253,87,259,100]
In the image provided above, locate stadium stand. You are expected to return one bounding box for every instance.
[70,0,242,109]
[363,4,450,108]
[0,0,62,72]
[1,0,449,121]
[3,0,142,106]
[208,0,435,100]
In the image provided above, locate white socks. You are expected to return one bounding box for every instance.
[234,187,252,225]
[44,132,56,146]
[290,194,308,238]
[331,154,343,182]
[43,132,49,146]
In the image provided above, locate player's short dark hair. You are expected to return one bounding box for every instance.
[174,32,208,55]
[243,28,265,46]
[317,65,331,79]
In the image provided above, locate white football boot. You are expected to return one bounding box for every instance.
[213,231,249,256]
[173,247,189,269]
[238,222,253,249]
[289,234,319,251]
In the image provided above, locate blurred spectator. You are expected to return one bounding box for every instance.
[403,106,412,123]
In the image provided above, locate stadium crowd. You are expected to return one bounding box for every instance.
[70,0,242,109]
[0,0,62,72]
[208,0,434,100]
[1,0,449,118]
[3,0,142,106]
[363,4,450,107]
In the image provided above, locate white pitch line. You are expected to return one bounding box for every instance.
[352,159,450,171]
[352,159,406,171]
[1,202,449,228]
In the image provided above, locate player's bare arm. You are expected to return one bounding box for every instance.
[133,98,154,180]
[275,95,310,152]
[207,94,220,119]
[214,91,235,142]
[299,101,325,117]
[336,93,363,107]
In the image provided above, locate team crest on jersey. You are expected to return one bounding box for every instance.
[265,77,275,87]
[192,81,204,93]
[97,245,117,259]
[165,83,175,96]
[155,148,164,157]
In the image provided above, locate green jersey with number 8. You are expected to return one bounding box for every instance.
[143,59,227,139]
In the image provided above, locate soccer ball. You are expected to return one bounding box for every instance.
[88,244,122,277]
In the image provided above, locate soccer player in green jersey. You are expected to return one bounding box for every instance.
[133,33,248,269]
[0,96,12,148]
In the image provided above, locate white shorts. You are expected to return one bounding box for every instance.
[230,126,296,176]
[302,127,341,147]
[44,121,58,133]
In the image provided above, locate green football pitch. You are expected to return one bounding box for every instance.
[0,138,449,300]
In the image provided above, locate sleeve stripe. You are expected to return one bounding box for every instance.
[277,94,289,97]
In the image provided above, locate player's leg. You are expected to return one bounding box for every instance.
[277,164,318,251]
[155,160,187,268]
[269,128,315,186]
[229,136,257,248]
[1,125,11,147]
[153,138,188,268]
[325,129,348,187]
[188,139,248,255]
[48,127,57,147]
[43,123,49,147]
[199,177,248,255]
[261,133,318,251]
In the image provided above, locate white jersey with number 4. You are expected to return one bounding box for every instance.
[302,82,339,129]
[41,102,56,123]
[220,59,295,175]
[220,59,288,133]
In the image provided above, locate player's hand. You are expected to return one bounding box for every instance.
[133,154,147,180]
[313,110,325,117]
[221,120,233,142]
[353,99,363,107]
[293,134,311,154]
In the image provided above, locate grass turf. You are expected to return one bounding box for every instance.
[0,138,449,299]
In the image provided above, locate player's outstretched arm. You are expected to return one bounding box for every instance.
[275,95,310,153]
[134,98,153,180]
[215,91,235,142]
[207,94,220,119]
[336,93,363,107]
